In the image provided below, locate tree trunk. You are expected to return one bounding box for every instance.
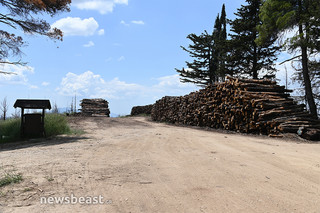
[252,13,258,80]
[252,42,258,79]
[299,23,318,118]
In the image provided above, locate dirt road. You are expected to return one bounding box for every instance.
[0,117,320,213]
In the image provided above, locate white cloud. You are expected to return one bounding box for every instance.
[155,74,194,89]
[73,0,128,14]
[56,71,199,115]
[83,41,95,47]
[98,29,105,35]
[118,56,125,61]
[56,71,198,101]
[120,20,129,26]
[105,57,113,62]
[42,82,50,86]
[151,74,198,99]
[114,0,128,4]
[121,20,145,26]
[30,85,39,89]
[131,20,145,25]
[56,71,144,99]
[52,17,103,36]
[0,63,34,86]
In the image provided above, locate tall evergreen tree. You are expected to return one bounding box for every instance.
[213,4,228,80]
[176,4,227,86]
[228,0,279,79]
[292,58,320,115]
[256,0,319,118]
[176,31,215,85]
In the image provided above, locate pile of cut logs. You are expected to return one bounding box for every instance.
[80,99,110,117]
[151,77,320,140]
[131,104,153,116]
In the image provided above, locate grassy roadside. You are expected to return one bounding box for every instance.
[44,113,71,137]
[0,114,79,144]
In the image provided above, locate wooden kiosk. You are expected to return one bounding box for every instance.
[14,99,51,138]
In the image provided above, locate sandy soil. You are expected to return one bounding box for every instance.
[0,116,320,213]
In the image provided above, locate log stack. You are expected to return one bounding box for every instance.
[80,99,110,117]
[151,77,320,141]
[131,104,153,116]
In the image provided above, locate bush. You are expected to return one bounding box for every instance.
[0,118,21,142]
[0,114,71,143]
[44,114,71,137]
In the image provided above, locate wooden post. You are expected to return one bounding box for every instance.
[42,109,46,137]
[20,108,24,138]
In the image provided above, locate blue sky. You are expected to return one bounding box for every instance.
[0,0,294,116]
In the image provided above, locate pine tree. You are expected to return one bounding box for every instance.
[257,0,319,118]
[228,0,279,79]
[0,0,71,68]
[176,4,227,86]
[176,31,215,85]
[292,59,320,115]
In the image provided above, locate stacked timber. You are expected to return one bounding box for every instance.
[151,77,320,141]
[131,104,153,116]
[80,99,110,117]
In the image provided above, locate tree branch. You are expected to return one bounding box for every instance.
[0,70,17,75]
[279,55,302,65]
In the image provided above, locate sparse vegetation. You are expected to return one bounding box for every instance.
[46,176,54,182]
[0,113,77,143]
[44,114,71,137]
[0,172,22,187]
[23,187,32,192]
[69,128,86,135]
[131,113,150,117]
[0,118,21,142]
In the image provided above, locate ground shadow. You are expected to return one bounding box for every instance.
[0,135,90,152]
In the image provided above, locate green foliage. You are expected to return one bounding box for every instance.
[257,0,319,117]
[229,0,279,79]
[176,4,227,86]
[0,114,72,143]
[291,58,320,115]
[256,0,320,48]
[44,114,71,137]
[0,118,21,142]
[0,173,22,187]
[176,31,215,86]
[0,0,71,65]
[213,4,228,80]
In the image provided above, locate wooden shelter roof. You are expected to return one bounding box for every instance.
[14,99,51,110]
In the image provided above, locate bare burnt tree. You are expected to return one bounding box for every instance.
[0,97,9,120]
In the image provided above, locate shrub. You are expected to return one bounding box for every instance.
[0,118,21,142]
[0,114,71,143]
[44,114,71,137]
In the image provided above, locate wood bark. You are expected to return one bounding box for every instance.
[151,77,320,141]
[80,99,110,117]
